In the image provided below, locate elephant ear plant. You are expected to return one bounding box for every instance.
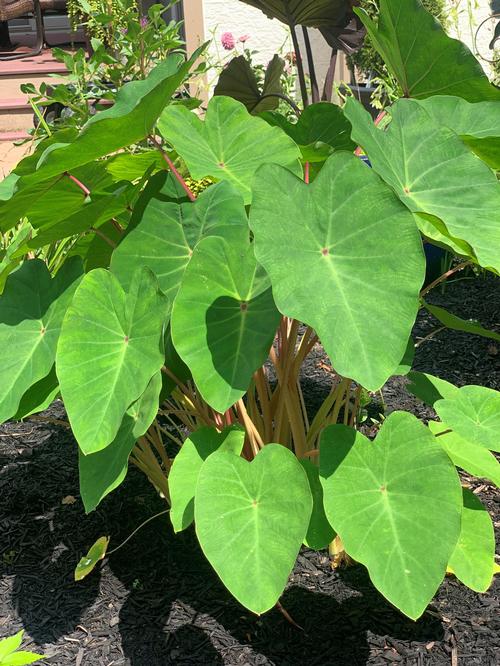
[0,0,499,623]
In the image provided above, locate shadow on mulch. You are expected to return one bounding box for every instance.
[1,430,448,665]
[0,274,499,665]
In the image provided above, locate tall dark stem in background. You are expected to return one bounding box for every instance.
[322,48,338,102]
[302,26,320,103]
[290,25,309,108]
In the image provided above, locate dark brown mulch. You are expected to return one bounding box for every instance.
[0,274,499,666]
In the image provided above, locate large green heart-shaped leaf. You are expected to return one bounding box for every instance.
[57,268,168,454]
[355,0,500,101]
[300,459,335,550]
[429,422,500,490]
[406,371,459,407]
[33,49,204,179]
[0,128,77,232]
[13,367,59,421]
[105,152,164,182]
[345,98,500,273]
[195,444,312,614]
[158,96,302,204]
[111,175,248,300]
[0,159,123,235]
[214,55,285,114]
[415,96,500,170]
[79,371,162,513]
[0,258,82,424]
[261,102,355,160]
[448,489,495,593]
[169,426,245,532]
[171,231,281,412]
[239,0,349,28]
[249,152,424,391]
[320,412,462,619]
[435,386,500,453]
[0,172,90,234]
[28,181,135,247]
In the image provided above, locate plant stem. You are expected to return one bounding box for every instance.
[414,326,446,348]
[322,49,338,102]
[420,261,471,298]
[89,227,117,248]
[65,171,91,197]
[290,25,309,108]
[349,385,362,427]
[249,93,301,117]
[149,134,196,202]
[254,367,273,443]
[306,379,344,448]
[236,399,264,456]
[301,26,319,103]
[107,509,170,556]
[329,378,351,427]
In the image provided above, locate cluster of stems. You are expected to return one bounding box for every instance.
[131,316,362,502]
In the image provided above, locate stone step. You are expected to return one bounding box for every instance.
[0,98,33,132]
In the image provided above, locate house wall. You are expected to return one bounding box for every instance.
[446,0,498,78]
[201,0,291,65]
[184,0,498,86]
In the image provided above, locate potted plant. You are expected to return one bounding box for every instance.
[0,0,499,631]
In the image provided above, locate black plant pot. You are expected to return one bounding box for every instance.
[348,83,379,119]
[423,242,448,287]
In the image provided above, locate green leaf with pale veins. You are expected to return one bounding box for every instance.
[79,371,162,513]
[406,371,459,407]
[195,444,312,614]
[320,412,462,620]
[169,426,245,532]
[344,97,500,273]
[423,302,500,343]
[57,267,168,454]
[394,337,414,376]
[261,103,356,159]
[33,49,205,179]
[249,152,424,391]
[355,0,500,101]
[111,175,248,300]
[300,459,335,550]
[448,489,495,593]
[415,96,500,170]
[171,230,281,412]
[13,367,59,421]
[435,386,500,453]
[429,421,500,489]
[158,96,302,204]
[0,258,82,424]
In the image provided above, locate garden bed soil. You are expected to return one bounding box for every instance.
[0,274,499,665]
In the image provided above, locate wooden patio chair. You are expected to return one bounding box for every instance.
[0,0,44,60]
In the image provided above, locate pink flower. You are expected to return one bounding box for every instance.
[221,31,235,50]
[239,34,250,43]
